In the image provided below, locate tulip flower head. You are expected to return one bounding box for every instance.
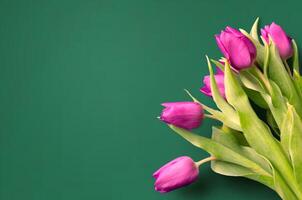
[215,26,256,70]
[153,156,199,193]
[200,67,225,98]
[160,102,203,130]
[261,22,293,59]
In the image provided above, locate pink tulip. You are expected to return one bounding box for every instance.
[160,102,203,130]
[153,156,199,193]
[215,26,256,70]
[261,22,293,59]
[200,68,225,98]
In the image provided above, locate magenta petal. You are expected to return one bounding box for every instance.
[153,157,186,178]
[261,22,293,59]
[215,26,256,70]
[160,102,204,130]
[153,156,199,193]
[216,67,224,75]
[215,34,229,59]
[200,68,226,99]
[269,22,293,59]
[200,86,212,97]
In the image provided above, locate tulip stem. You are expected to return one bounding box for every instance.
[195,156,216,167]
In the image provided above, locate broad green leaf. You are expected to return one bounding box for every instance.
[244,88,268,109]
[284,105,302,189]
[224,60,279,161]
[281,105,293,156]
[211,160,274,190]
[211,160,253,176]
[274,171,299,200]
[212,127,271,174]
[224,61,301,196]
[239,67,269,108]
[220,126,248,146]
[261,80,287,129]
[241,147,272,174]
[239,70,266,93]
[250,17,260,42]
[268,41,302,117]
[169,125,268,175]
[211,127,274,189]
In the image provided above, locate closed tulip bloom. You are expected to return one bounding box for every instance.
[153,156,199,193]
[200,68,225,98]
[215,26,256,70]
[160,102,203,130]
[261,22,293,59]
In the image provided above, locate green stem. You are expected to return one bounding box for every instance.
[195,156,216,167]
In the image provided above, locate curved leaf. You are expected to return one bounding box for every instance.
[250,17,260,42]
[169,125,270,176]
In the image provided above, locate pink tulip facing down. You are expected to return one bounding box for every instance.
[200,67,225,98]
[215,26,256,70]
[153,156,199,193]
[261,22,293,59]
[160,102,203,130]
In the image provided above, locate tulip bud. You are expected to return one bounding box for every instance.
[261,22,293,59]
[160,102,203,130]
[153,156,199,193]
[215,26,257,70]
[200,67,225,98]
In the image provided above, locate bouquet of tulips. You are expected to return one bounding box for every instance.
[152,18,302,200]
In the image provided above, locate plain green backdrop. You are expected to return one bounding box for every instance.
[1,0,301,199]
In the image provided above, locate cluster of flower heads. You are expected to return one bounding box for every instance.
[154,22,293,193]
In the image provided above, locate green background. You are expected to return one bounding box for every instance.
[1,0,300,199]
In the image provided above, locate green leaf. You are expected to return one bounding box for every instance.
[244,88,268,109]
[213,128,272,173]
[268,41,302,117]
[220,126,248,146]
[169,125,269,175]
[274,171,299,200]
[281,105,293,156]
[283,105,302,189]
[211,160,274,189]
[292,39,299,75]
[211,127,274,189]
[239,70,266,93]
[224,60,282,164]
[239,67,270,108]
[210,59,224,71]
[250,17,260,42]
[263,38,270,78]
[261,80,287,129]
[211,160,253,176]
[224,62,302,197]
